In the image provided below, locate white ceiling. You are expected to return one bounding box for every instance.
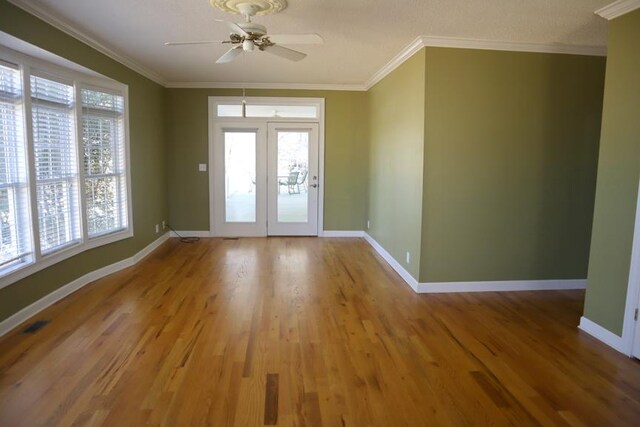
[13,0,611,87]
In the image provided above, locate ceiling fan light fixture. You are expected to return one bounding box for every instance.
[243,39,255,51]
[166,0,319,64]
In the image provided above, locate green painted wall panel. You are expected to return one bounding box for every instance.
[367,50,426,280]
[584,9,640,336]
[165,88,368,231]
[419,48,605,283]
[0,1,168,322]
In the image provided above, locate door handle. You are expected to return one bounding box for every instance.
[310,184,318,188]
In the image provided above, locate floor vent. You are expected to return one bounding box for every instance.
[223,237,239,240]
[22,320,50,334]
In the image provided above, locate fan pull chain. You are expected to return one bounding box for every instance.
[242,52,248,117]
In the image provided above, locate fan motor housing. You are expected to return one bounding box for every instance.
[238,21,267,36]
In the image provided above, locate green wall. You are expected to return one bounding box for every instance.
[420,47,605,282]
[363,47,604,283]
[367,50,426,279]
[166,88,368,231]
[584,9,640,336]
[0,1,169,322]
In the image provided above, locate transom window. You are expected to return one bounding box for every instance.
[216,103,318,119]
[0,49,131,287]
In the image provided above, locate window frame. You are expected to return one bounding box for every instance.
[80,83,130,240]
[0,59,34,276]
[0,45,133,290]
[30,71,82,255]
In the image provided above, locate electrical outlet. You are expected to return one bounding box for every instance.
[406,251,411,264]
[198,163,207,172]
[162,220,166,230]
[367,220,370,229]
[155,224,159,233]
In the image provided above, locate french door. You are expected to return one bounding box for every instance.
[212,121,319,236]
[212,122,266,236]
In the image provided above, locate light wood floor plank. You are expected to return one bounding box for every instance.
[1,237,640,426]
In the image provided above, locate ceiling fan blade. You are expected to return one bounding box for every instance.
[164,41,225,46]
[266,34,324,45]
[263,44,307,61]
[216,46,243,64]
[215,19,249,38]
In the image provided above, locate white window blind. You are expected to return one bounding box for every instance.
[0,62,32,270]
[81,88,127,237]
[31,74,81,254]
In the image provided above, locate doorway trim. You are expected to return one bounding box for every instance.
[620,177,640,356]
[207,96,325,237]
[579,177,640,357]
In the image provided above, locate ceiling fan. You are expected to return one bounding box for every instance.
[164,1,323,64]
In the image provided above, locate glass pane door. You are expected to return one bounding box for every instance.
[268,123,319,236]
[212,123,266,237]
[212,121,318,237]
[276,131,309,223]
[224,132,256,222]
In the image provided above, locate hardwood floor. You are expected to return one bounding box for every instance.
[1,237,639,426]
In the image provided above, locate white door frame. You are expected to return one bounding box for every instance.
[267,122,319,236]
[621,177,640,357]
[211,122,267,237]
[207,96,325,237]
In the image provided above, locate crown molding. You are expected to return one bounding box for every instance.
[363,36,606,90]
[164,81,367,91]
[172,35,607,92]
[419,36,606,57]
[364,36,425,90]
[7,0,167,86]
[595,0,640,20]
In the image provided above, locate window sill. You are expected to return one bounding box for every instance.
[0,228,133,291]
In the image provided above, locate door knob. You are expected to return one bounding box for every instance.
[310,183,318,188]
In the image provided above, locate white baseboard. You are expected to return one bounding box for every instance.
[0,233,170,338]
[363,232,587,295]
[578,316,628,355]
[172,230,364,238]
[170,230,211,238]
[363,233,419,291]
[133,233,170,262]
[321,230,365,238]
[418,279,586,293]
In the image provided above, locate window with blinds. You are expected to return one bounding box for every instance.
[31,75,81,254]
[0,48,131,285]
[0,61,32,271]
[81,89,127,237]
